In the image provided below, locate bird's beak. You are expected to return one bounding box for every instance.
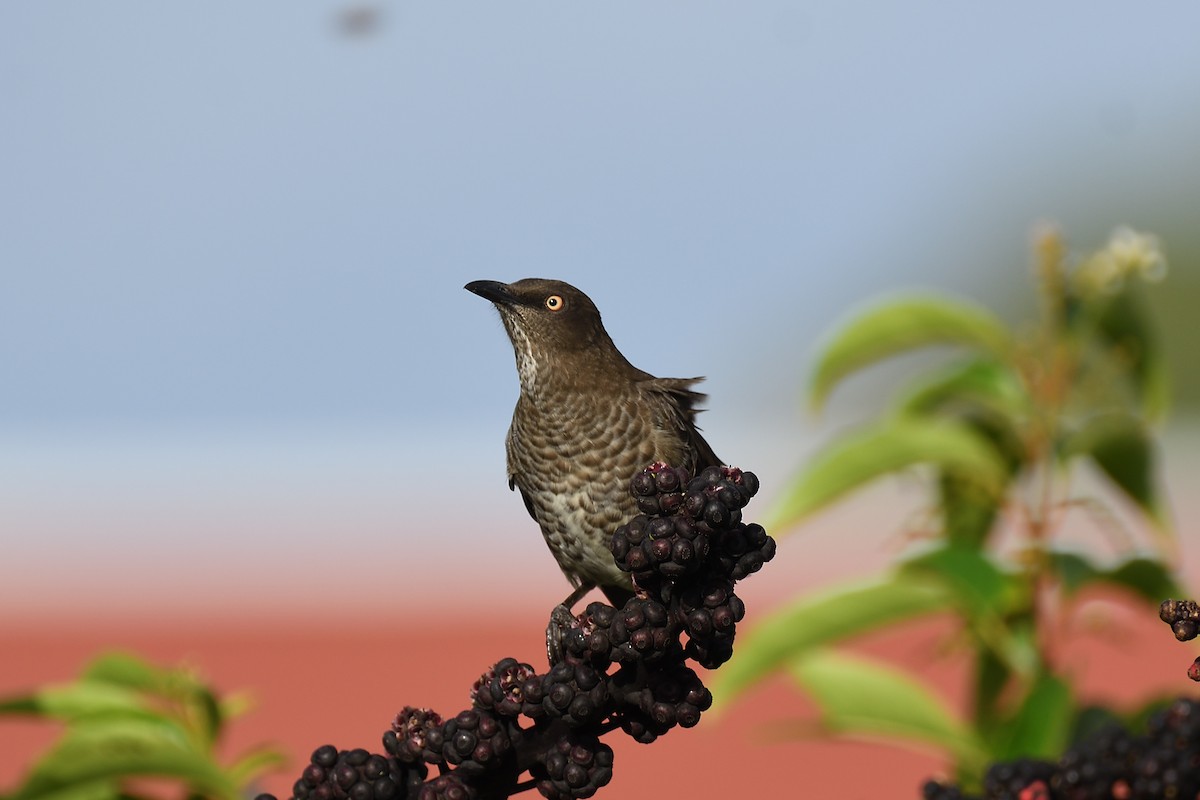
[465,280,517,306]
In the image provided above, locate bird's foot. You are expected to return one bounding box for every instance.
[546,603,578,665]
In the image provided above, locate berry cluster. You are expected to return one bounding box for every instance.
[288,745,427,800]
[922,599,1200,799]
[926,698,1200,799]
[984,759,1054,799]
[1160,599,1200,681]
[609,464,772,670]
[1160,598,1200,642]
[531,733,614,800]
[533,663,610,726]
[260,462,775,800]
[560,599,678,666]
[616,464,768,587]
[611,662,712,744]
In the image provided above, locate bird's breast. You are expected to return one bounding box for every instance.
[508,387,661,485]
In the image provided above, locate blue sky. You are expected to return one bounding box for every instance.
[3,4,1199,617]
[3,3,1198,433]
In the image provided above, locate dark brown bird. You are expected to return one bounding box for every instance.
[466,278,723,616]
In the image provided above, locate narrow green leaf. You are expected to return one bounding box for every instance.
[1092,288,1169,421]
[991,672,1073,761]
[769,418,1009,530]
[81,652,173,693]
[194,687,225,746]
[938,471,1001,549]
[901,546,1037,679]
[80,651,225,746]
[810,294,1013,410]
[932,413,1023,549]
[785,649,987,768]
[0,682,149,721]
[896,357,1028,423]
[711,574,954,710]
[972,648,1011,731]
[994,617,1040,684]
[0,694,40,715]
[21,717,236,800]
[900,545,1023,616]
[900,355,1028,547]
[1061,412,1167,529]
[5,777,120,800]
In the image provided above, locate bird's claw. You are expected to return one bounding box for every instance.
[546,603,578,665]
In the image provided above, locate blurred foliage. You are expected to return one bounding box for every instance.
[1145,275,1200,411]
[0,651,285,800]
[716,226,1186,792]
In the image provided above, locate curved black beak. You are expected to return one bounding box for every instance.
[465,280,516,305]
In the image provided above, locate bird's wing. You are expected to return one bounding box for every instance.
[640,376,724,471]
[508,475,540,523]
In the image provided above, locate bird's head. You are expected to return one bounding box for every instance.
[465,278,619,393]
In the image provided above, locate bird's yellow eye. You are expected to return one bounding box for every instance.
[545,294,565,312]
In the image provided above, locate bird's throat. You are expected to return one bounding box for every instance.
[507,321,541,395]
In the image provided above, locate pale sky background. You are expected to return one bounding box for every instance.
[2,3,1199,622]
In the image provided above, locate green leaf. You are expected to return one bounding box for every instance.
[81,652,225,746]
[972,648,1012,731]
[938,469,1005,549]
[784,648,987,768]
[193,689,224,747]
[900,545,1023,617]
[895,357,1028,423]
[5,777,120,800]
[901,545,1037,679]
[895,361,1029,549]
[1061,412,1167,529]
[769,418,1010,530]
[1091,288,1169,421]
[711,574,955,710]
[942,423,1021,549]
[810,294,1013,410]
[0,682,149,721]
[81,652,174,692]
[990,672,1073,761]
[18,716,237,800]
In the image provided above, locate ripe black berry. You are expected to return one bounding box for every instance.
[437,709,512,776]
[539,663,609,726]
[533,732,615,799]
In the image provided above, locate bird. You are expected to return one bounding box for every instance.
[465,278,723,641]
